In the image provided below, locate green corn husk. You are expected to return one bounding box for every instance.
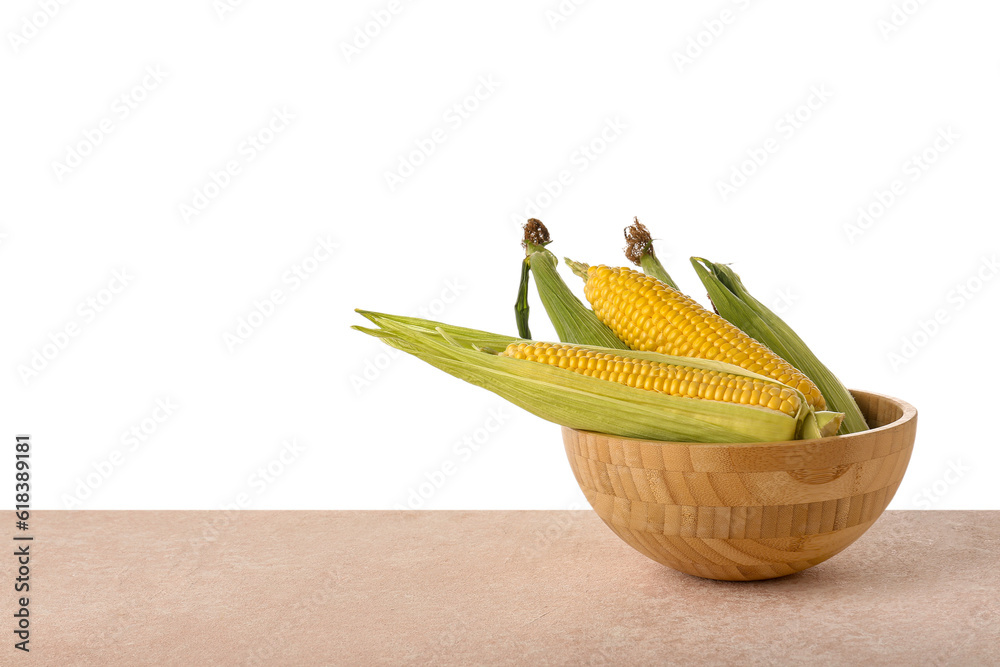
[528,247,628,349]
[356,310,519,352]
[515,256,532,339]
[624,218,681,291]
[520,219,627,350]
[354,311,844,443]
[690,258,868,434]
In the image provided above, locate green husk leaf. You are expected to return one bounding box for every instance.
[639,255,677,291]
[354,313,839,443]
[565,257,590,281]
[515,257,532,339]
[690,258,868,434]
[518,219,626,350]
[527,244,628,350]
[356,310,520,350]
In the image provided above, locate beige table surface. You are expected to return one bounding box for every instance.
[5,510,998,665]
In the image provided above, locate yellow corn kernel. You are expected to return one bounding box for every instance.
[583,265,827,411]
[501,341,801,417]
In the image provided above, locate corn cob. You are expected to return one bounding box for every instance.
[502,341,802,417]
[690,258,868,433]
[354,311,844,443]
[565,262,828,411]
[520,219,628,350]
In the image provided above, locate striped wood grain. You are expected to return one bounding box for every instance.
[563,390,917,581]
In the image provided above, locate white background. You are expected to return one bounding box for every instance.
[2,0,998,510]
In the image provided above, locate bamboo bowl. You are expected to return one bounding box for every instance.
[562,390,916,581]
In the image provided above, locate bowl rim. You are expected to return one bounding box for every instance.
[564,389,917,449]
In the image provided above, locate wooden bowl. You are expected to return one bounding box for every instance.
[562,390,917,581]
